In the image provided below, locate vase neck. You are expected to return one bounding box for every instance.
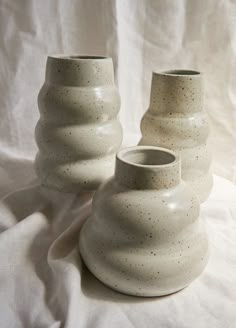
[115,147,181,190]
[149,70,204,115]
[45,55,114,87]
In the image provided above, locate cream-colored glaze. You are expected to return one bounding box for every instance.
[35,55,122,192]
[139,70,213,202]
[79,146,209,297]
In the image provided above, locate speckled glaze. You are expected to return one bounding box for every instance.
[79,146,209,297]
[139,70,213,202]
[35,55,122,192]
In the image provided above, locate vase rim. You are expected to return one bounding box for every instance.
[154,69,202,77]
[47,54,110,61]
[116,146,179,169]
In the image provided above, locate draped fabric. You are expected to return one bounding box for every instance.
[0,1,236,327]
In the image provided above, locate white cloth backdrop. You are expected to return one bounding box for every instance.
[0,1,236,327]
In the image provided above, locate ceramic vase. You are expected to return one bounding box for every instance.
[35,55,122,192]
[79,146,209,297]
[139,70,212,202]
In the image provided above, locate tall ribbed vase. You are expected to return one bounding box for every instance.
[139,70,213,202]
[35,55,122,192]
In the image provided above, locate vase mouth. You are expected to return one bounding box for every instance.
[155,69,201,77]
[117,146,178,169]
[48,54,109,61]
[115,146,180,190]
[45,55,114,86]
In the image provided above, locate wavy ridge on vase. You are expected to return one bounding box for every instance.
[35,55,122,192]
[79,146,209,297]
[139,70,213,202]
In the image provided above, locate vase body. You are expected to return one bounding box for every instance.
[79,146,209,297]
[139,70,212,202]
[35,55,122,192]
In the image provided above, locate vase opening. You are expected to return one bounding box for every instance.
[161,69,200,76]
[48,55,107,60]
[115,147,180,190]
[118,148,176,167]
[46,55,113,86]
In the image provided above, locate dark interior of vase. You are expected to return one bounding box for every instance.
[60,55,107,60]
[122,149,176,166]
[163,69,200,76]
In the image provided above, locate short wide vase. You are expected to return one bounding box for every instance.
[79,146,209,297]
[139,70,213,202]
[35,55,122,192]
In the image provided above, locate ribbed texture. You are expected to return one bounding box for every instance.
[79,161,209,297]
[139,71,212,202]
[35,56,122,192]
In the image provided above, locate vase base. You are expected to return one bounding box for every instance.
[34,153,116,193]
[79,217,209,298]
[80,252,192,297]
[184,172,213,203]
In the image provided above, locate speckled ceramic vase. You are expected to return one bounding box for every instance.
[79,146,209,297]
[139,70,213,202]
[35,55,122,192]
